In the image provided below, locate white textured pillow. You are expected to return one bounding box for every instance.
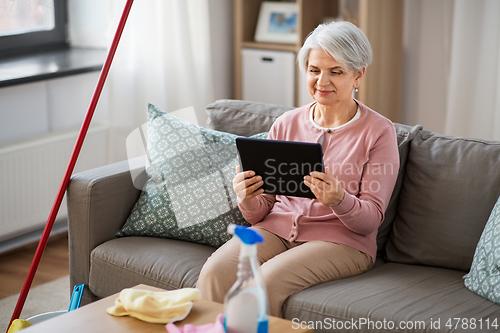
[118,104,267,247]
[463,194,500,304]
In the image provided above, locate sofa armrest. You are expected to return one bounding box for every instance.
[67,157,145,304]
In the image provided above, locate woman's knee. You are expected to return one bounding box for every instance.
[196,239,240,299]
[197,257,216,284]
[198,252,232,283]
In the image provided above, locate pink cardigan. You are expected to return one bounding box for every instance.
[238,101,399,262]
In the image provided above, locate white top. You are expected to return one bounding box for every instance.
[309,103,361,130]
[309,103,361,145]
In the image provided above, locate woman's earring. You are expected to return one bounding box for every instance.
[354,87,359,93]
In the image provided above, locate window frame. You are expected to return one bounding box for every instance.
[0,0,68,54]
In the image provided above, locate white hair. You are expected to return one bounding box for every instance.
[297,21,373,73]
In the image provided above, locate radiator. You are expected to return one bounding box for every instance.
[0,122,108,241]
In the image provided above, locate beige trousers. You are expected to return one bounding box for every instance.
[196,227,373,317]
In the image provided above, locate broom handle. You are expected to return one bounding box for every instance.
[8,0,134,329]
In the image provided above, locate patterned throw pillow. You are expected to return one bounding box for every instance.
[463,194,500,304]
[117,104,268,248]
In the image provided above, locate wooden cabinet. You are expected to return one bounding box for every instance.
[234,0,403,122]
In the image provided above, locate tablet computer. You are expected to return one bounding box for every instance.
[235,137,324,198]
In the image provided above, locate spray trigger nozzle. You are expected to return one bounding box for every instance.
[227,224,264,245]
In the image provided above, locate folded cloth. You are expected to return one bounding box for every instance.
[107,288,200,324]
[166,313,225,333]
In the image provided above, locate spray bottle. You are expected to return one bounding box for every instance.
[224,224,269,333]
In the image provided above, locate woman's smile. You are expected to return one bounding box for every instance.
[316,89,334,95]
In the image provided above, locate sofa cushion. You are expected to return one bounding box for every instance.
[117,104,269,248]
[284,263,500,333]
[88,237,215,299]
[205,99,293,136]
[375,124,422,257]
[464,194,500,304]
[385,130,500,270]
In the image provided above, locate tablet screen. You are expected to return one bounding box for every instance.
[235,137,324,198]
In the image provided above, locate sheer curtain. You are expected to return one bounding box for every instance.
[444,0,500,141]
[402,0,454,134]
[403,0,500,141]
[106,0,214,162]
[69,0,215,163]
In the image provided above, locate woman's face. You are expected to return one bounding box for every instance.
[306,49,364,107]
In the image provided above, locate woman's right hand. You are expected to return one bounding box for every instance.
[233,166,265,202]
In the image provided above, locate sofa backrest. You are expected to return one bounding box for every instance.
[206,99,293,136]
[385,130,500,271]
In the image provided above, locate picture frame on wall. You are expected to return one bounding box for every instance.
[254,2,299,44]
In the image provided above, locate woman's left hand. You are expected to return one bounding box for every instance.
[304,168,345,207]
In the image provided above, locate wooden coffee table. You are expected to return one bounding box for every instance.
[21,284,313,332]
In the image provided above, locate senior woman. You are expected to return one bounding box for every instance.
[197,21,399,317]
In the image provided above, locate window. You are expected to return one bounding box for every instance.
[0,0,67,54]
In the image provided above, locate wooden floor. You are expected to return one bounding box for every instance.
[0,234,69,299]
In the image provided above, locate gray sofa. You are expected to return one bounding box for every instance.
[68,99,500,332]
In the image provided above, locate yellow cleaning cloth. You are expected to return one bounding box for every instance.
[7,319,32,333]
[107,288,200,324]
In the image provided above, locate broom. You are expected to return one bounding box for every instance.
[7,0,135,330]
